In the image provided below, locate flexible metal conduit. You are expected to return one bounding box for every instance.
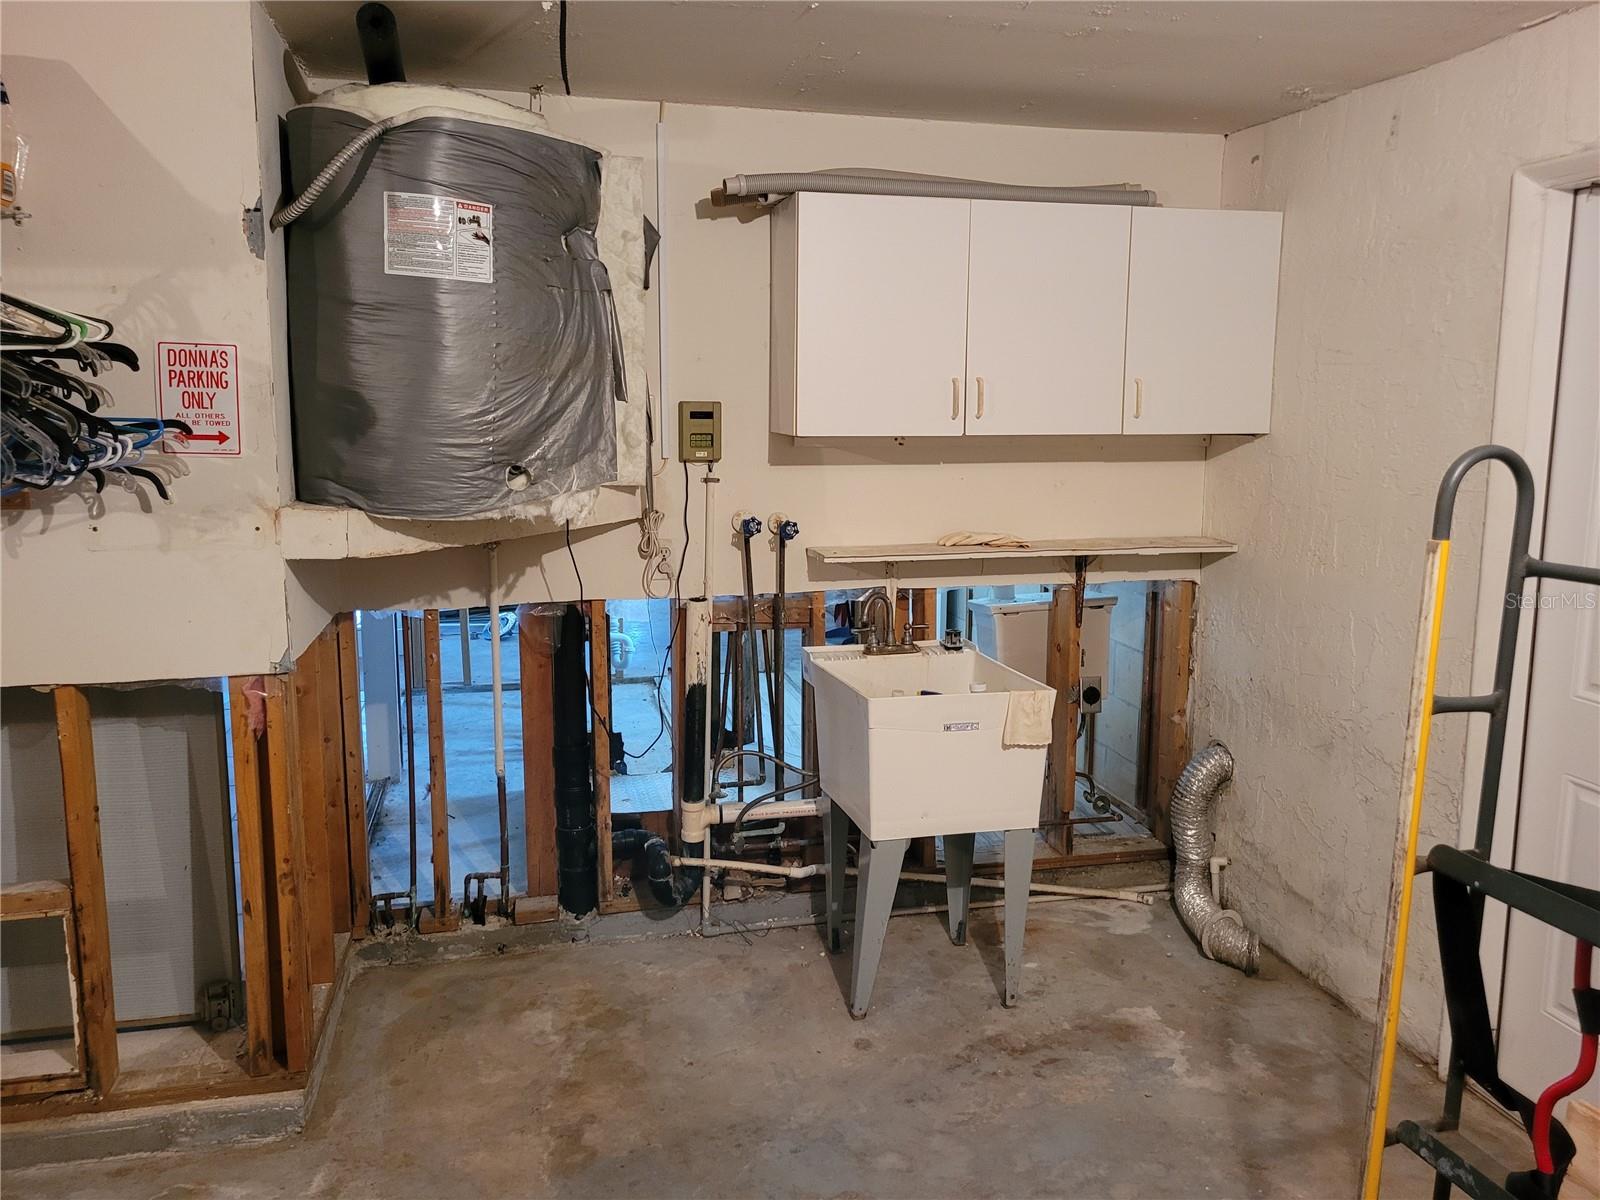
[1171,742,1260,974]
[721,170,1157,207]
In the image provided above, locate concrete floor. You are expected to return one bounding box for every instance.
[6,904,1528,1199]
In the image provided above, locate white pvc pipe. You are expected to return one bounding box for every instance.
[1210,855,1230,908]
[488,544,504,780]
[710,797,818,824]
[698,472,717,933]
[672,855,823,879]
[671,853,1166,903]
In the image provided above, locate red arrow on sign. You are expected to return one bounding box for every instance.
[182,431,230,445]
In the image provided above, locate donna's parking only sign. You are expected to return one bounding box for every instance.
[157,341,240,456]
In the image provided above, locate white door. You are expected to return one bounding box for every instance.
[964,200,1129,436]
[793,193,971,437]
[1498,186,1600,1116]
[1123,207,1282,435]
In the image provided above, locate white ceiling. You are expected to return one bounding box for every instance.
[266,1,1583,134]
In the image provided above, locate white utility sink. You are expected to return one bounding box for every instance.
[803,643,1055,842]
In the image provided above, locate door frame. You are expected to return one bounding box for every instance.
[1445,147,1600,1069]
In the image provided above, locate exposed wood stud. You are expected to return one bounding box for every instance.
[335,613,372,937]
[519,606,559,902]
[708,594,817,631]
[262,675,313,1073]
[588,600,614,904]
[1146,580,1196,847]
[1136,585,1159,822]
[802,592,826,801]
[227,677,276,1075]
[53,686,118,1097]
[0,880,73,920]
[291,640,336,987]
[422,610,455,928]
[316,629,352,939]
[1045,568,1085,857]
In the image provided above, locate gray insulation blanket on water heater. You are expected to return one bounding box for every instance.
[285,107,619,518]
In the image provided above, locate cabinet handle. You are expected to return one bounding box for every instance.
[976,376,986,419]
[951,377,960,420]
[1134,377,1144,420]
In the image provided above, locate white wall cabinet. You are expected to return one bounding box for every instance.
[771,193,971,437]
[1122,207,1282,435]
[770,193,1282,439]
[965,200,1131,436]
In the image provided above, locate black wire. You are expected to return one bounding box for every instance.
[558,1,571,94]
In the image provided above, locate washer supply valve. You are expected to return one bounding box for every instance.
[771,512,800,543]
[733,511,764,539]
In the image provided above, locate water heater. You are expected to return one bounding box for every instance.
[281,81,621,519]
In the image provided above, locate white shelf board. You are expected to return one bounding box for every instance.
[807,535,1237,567]
[277,485,641,561]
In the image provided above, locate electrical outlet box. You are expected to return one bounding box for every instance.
[1079,674,1104,715]
[677,401,722,463]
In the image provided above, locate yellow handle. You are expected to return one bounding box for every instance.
[951,378,960,420]
[1360,538,1452,1200]
[977,377,986,419]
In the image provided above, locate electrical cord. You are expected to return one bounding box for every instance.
[623,463,692,760]
[638,386,673,598]
[626,464,692,759]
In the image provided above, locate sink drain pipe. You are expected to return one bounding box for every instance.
[1171,742,1260,974]
[614,598,712,911]
[554,603,599,917]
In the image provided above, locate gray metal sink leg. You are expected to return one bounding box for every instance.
[943,833,976,945]
[848,835,909,1018]
[823,797,850,954]
[1002,828,1035,1007]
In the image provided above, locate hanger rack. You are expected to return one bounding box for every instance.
[2,293,187,504]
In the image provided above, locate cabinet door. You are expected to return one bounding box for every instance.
[965,201,1130,435]
[792,193,971,437]
[1123,207,1282,435]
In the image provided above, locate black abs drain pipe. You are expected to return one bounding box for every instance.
[554,604,598,917]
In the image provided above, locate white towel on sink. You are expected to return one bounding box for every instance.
[1003,689,1054,748]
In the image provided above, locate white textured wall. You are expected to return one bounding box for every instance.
[1194,7,1599,1054]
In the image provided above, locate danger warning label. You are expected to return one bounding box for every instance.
[156,341,240,455]
[383,191,494,283]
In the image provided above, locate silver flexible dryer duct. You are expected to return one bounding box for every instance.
[722,169,1157,207]
[1171,742,1260,974]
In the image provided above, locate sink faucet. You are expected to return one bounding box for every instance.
[857,588,918,655]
